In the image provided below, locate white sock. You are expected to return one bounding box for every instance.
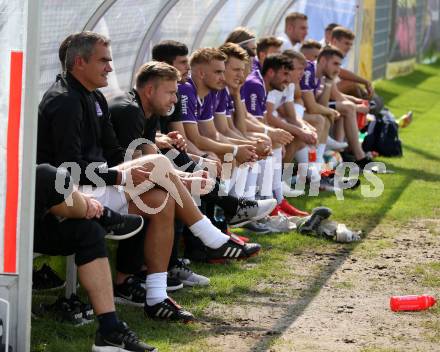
[189,216,229,249]
[244,163,259,200]
[230,164,249,198]
[317,144,326,163]
[294,146,309,164]
[272,147,283,204]
[225,166,238,194]
[258,157,274,198]
[145,272,167,306]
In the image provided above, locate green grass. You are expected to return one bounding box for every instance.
[31,61,440,351]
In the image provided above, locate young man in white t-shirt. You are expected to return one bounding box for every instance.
[279,12,308,52]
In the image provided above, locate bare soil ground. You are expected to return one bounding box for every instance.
[200,219,440,352]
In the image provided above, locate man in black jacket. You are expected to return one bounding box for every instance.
[34,164,156,351]
[38,32,261,323]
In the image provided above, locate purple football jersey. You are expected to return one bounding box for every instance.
[241,70,266,119]
[178,78,216,123]
[300,61,321,97]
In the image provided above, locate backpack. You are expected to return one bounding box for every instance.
[362,108,403,157]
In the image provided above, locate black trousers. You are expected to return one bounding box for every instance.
[34,164,108,266]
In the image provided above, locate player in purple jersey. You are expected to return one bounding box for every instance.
[240,37,294,148]
[224,26,257,77]
[243,52,310,217]
[215,43,272,160]
[300,46,372,168]
[179,47,258,165]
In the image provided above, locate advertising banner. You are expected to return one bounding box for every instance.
[386,0,417,79]
[359,0,376,81]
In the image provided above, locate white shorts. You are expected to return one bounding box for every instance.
[79,185,129,214]
[294,103,305,120]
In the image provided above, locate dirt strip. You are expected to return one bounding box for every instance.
[200,220,440,352]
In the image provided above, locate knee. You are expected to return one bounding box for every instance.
[341,101,356,115]
[140,188,175,217]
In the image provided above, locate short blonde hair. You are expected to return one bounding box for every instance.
[190,48,227,67]
[218,42,249,62]
[135,61,180,89]
[285,12,307,27]
[331,26,355,41]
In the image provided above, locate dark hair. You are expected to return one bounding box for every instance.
[152,40,189,65]
[317,45,344,62]
[135,61,180,89]
[59,33,77,71]
[65,31,110,72]
[256,36,283,56]
[225,26,255,45]
[331,26,355,41]
[325,23,340,32]
[261,54,293,76]
[283,49,307,66]
[300,39,322,51]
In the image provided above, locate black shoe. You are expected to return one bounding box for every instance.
[340,151,356,162]
[134,270,184,292]
[166,276,184,292]
[144,298,195,323]
[41,296,84,326]
[355,156,373,170]
[114,276,145,307]
[297,207,332,235]
[32,264,66,291]
[96,207,144,240]
[68,293,94,322]
[92,321,157,352]
[205,237,261,264]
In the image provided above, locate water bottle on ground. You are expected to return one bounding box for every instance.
[390,295,437,312]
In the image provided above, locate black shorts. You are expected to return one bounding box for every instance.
[34,215,108,266]
[328,101,337,109]
[34,164,107,266]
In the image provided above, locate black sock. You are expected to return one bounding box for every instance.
[97,311,120,335]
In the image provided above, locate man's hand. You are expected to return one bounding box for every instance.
[268,128,294,145]
[199,157,221,177]
[298,128,318,145]
[155,135,174,149]
[325,108,340,123]
[167,131,187,152]
[236,145,258,164]
[126,166,152,187]
[84,196,104,219]
[254,138,272,158]
[355,103,369,114]
[364,81,374,99]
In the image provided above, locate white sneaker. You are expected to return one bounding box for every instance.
[168,260,210,287]
[283,182,305,197]
[335,223,362,242]
[229,198,277,227]
[260,215,296,233]
[326,136,348,151]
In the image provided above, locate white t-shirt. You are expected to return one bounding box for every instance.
[266,83,295,110]
[279,32,301,52]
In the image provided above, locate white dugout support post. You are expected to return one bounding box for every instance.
[0,1,41,351]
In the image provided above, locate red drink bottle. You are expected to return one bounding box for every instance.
[308,147,317,162]
[390,295,437,312]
